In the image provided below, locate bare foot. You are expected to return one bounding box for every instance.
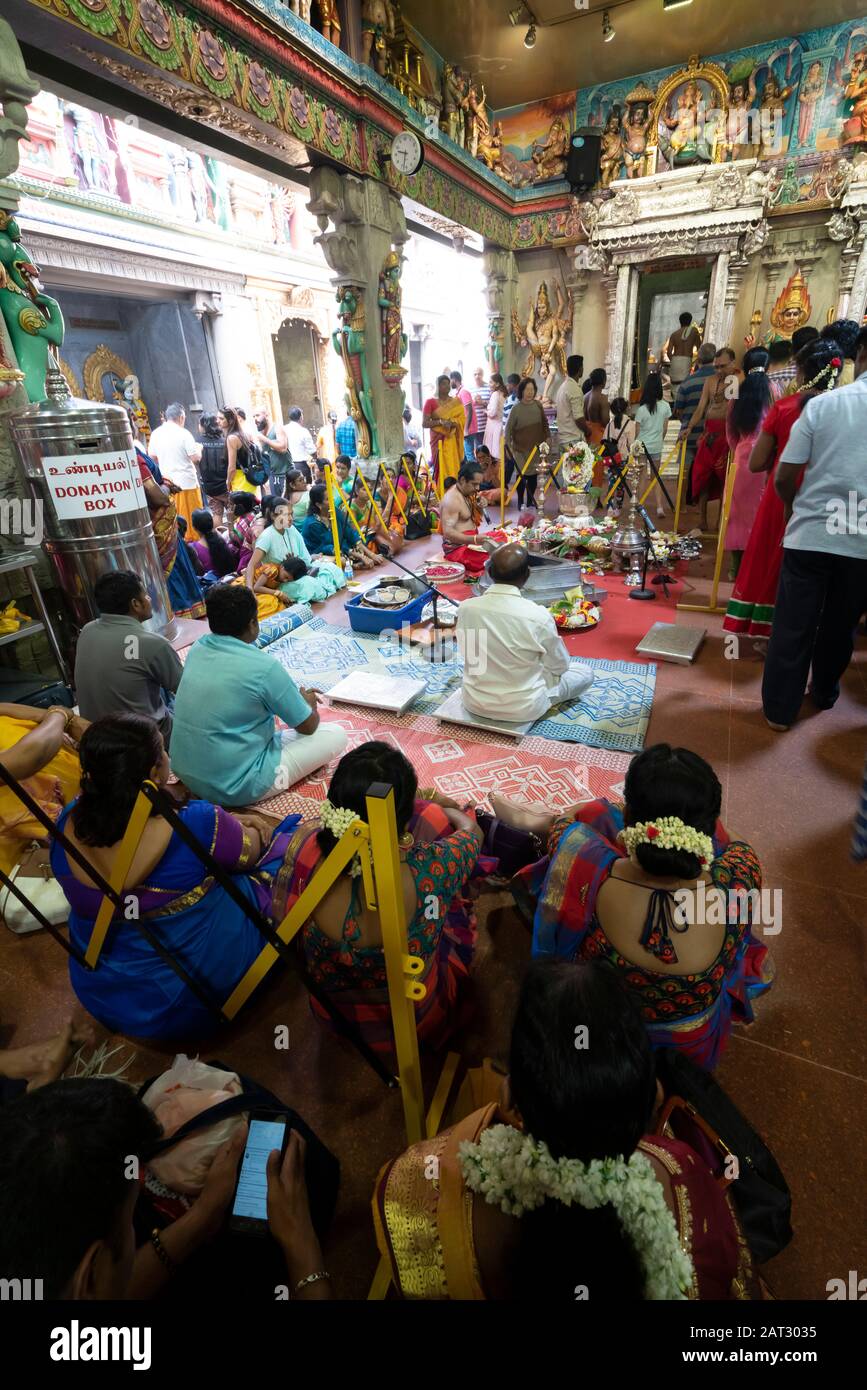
[489,793,553,835]
[0,1018,95,1090]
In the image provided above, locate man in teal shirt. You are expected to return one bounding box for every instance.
[171,586,346,805]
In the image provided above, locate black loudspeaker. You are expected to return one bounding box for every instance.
[566,127,602,191]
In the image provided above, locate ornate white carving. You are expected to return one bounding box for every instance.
[828,209,863,248]
[573,242,608,272]
[709,167,745,211]
[18,231,243,296]
[742,219,771,257]
[598,187,641,227]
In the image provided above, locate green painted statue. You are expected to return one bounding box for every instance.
[0,210,64,401]
[332,283,378,457]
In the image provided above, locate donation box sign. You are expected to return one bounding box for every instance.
[42,449,147,520]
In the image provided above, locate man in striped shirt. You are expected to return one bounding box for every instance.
[334,409,358,459]
[674,342,716,487]
[472,366,490,443]
[501,373,522,487]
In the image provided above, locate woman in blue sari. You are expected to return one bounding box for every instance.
[136,444,206,620]
[50,714,300,1040]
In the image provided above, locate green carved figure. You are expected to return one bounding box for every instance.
[332,283,378,456]
[0,211,64,401]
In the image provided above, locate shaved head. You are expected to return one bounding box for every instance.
[490,542,531,587]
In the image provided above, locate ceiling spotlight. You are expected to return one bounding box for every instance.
[524,23,537,47]
[602,9,615,40]
[662,0,693,8]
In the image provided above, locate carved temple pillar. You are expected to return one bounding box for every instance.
[605,263,637,399]
[704,252,730,349]
[308,167,409,463]
[845,232,867,324]
[197,290,265,412]
[719,256,750,349]
[828,211,867,320]
[482,246,518,378]
[759,253,790,328]
[564,268,591,358]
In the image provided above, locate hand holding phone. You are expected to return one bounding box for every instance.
[229,1112,289,1235]
[267,1132,326,1290]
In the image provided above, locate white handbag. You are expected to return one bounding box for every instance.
[0,843,69,936]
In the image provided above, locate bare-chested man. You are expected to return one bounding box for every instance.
[680,347,740,531]
[664,311,703,386]
[438,465,495,576]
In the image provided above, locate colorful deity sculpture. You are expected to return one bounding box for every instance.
[797,61,824,147]
[757,71,793,160]
[113,372,151,445]
[0,210,64,402]
[378,249,407,387]
[623,84,655,178]
[361,0,396,77]
[747,267,813,349]
[463,78,491,161]
[486,314,504,374]
[317,0,341,47]
[332,284,377,456]
[599,110,625,186]
[531,117,569,181]
[841,49,867,149]
[511,279,573,401]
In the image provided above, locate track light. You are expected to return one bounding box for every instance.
[508,5,525,24]
[662,0,693,8]
[524,23,537,47]
[602,9,615,40]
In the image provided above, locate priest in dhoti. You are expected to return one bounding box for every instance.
[439,465,495,577]
[456,543,593,723]
[423,375,465,485]
[664,311,702,386]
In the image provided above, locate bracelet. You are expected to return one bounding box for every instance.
[150,1228,177,1274]
[293,1269,331,1296]
[48,705,73,729]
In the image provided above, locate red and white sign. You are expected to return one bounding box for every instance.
[42,448,146,521]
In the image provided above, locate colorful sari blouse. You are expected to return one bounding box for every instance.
[271,803,481,1054]
[51,799,300,1040]
[519,799,772,1069]
[0,715,82,876]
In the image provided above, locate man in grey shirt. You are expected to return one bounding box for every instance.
[74,570,183,744]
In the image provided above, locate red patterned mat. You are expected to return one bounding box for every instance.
[259,705,631,818]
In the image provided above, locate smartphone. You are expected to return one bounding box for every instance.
[229,1111,289,1235]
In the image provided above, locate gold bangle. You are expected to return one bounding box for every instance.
[48,705,73,730]
[293,1269,331,1296]
[150,1227,177,1274]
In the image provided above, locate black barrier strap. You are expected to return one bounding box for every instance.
[139,783,398,1088]
[0,863,89,966]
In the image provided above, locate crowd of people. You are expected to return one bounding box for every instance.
[2,318,865,1304]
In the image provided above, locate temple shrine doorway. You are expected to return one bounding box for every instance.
[632,259,713,393]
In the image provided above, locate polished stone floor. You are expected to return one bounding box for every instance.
[2,500,865,1300]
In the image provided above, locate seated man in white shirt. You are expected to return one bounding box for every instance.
[456,543,593,724]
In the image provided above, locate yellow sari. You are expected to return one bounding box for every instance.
[429,397,465,485]
[0,716,82,876]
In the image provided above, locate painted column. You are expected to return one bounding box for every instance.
[482,246,518,378]
[704,251,730,348]
[308,167,409,463]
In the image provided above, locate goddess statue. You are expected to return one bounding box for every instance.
[531,117,569,181]
[511,279,573,401]
[463,78,491,160]
[317,0,341,47]
[746,268,812,348]
[757,72,793,160]
[114,372,152,445]
[599,109,625,186]
[0,210,64,402]
[797,61,824,147]
[378,250,407,387]
[441,63,466,145]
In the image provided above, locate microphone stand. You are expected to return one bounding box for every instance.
[628,504,658,602]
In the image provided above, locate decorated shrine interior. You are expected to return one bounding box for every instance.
[0,0,865,1330]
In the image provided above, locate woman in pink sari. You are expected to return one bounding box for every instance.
[725,347,772,581]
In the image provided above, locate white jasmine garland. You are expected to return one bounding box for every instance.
[619,815,714,867]
[319,798,364,876]
[458,1124,694,1300]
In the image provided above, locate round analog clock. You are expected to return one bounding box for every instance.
[390,130,424,176]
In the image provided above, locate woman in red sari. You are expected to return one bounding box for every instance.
[724,339,842,642]
[496,743,772,1071]
[375,960,756,1300]
[270,742,485,1056]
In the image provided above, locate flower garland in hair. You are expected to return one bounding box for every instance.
[801,356,841,392]
[458,1125,694,1301]
[319,798,363,876]
[619,816,714,867]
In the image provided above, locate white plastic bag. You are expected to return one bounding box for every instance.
[142,1055,246,1195]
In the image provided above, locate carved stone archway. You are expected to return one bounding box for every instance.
[82,343,133,402]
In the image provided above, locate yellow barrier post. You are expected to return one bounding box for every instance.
[355,467,392,536]
[223,823,371,1018]
[602,449,634,509]
[378,465,408,526]
[323,464,344,570]
[677,451,736,615]
[402,456,428,517]
[366,783,426,1147]
[85,785,155,967]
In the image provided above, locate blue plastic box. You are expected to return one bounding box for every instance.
[344,581,430,634]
